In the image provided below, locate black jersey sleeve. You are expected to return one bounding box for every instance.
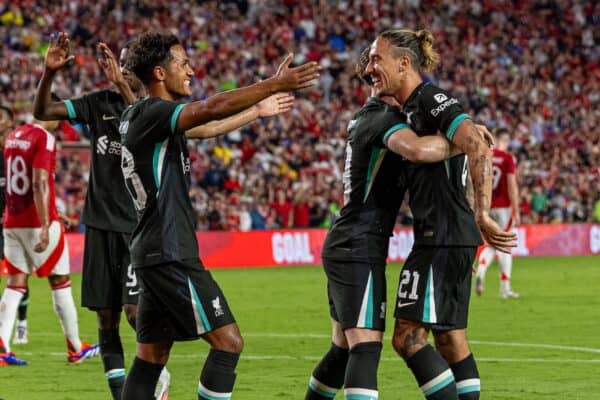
[367,104,409,149]
[64,91,105,125]
[420,86,470,141]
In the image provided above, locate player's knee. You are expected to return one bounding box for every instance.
[392,321,428,359]
[97,309,121,330]
[48,274,69,287]
[123,304,137,329]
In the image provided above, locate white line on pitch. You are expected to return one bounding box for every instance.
[19,332,600,354]
[29,352,600,363]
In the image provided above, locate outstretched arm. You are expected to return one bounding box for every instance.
[176,53,318,132]
[33,32,74,120]
[186,93,294,139]
[386,129,456,163]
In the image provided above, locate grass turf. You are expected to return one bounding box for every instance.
[1,255,599,399]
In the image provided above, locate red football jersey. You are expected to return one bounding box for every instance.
[491,148,516,208]
[4,124,59,228]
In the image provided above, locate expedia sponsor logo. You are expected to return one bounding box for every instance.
[434,93,448,103]
[97,135,122,156]
[430,97,459,117]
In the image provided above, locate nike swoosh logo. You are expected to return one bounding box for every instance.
[128,289,140,296]
[397,301,416,309]
[102,114,117,120]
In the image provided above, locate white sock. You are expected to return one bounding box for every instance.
[498,251,513,292]
[51,281,82,352]
[477,246,496,280]
[0,287,25,353]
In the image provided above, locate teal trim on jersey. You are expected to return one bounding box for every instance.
[422,374,455,397]
[152,139,168,190]
[308,382,336,398]
[445,113,470,141]
[188,278,212,333]
[423,265,433,323]
[365,271,374,328]
[64,100,77,120]
[382,123,409,146]
[363,148,387,203]
[457,384,481,395]
[105,369,125,379]
[170,103,185,134]
[197,389,231,400]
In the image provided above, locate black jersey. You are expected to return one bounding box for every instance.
[322,97,408,261]
[120,97,198,267]
[402,82,482,247]
[65,90,137,233]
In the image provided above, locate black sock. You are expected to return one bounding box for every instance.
[122,357,164,400]
[17,289,29,321]
[450,353,480,399]
[99,329,125,400]
[344,341,382,399]
[406,345,457,400]
[305,343,349,399]
[198,349,240,400]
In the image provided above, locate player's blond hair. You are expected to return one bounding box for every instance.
[379,29,440,73]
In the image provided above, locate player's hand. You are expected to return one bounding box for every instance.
[256,93,295,117]
[45,32,75,72]
[474,124,495,148]
[272,53,320,91]
[97,42,125,84]
[477,212,516,254]
[34,226,50,253]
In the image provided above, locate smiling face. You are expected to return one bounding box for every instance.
[365,37,404,97]
[161,45,194,100]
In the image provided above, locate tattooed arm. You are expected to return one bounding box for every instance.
[452,119,516,252]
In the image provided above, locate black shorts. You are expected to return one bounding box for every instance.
[136,259,236,343]
[81,226,139,310]
[324,257,387,331]
[394,246,476,330]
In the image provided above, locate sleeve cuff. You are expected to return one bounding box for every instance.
[383,123,409,146]
[170,103,185,134]
[64,100,77,120]
[445,113,470,141]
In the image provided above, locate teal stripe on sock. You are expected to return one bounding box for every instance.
[457,384,480,394]
[345,394,378,400]
[106,370,125,379]
[198,389,230,400]
[423,374,455,397]
[308,383,336,399]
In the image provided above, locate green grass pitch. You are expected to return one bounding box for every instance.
[1,255,599,399]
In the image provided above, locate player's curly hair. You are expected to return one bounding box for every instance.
[126,32,180,84]
[379,29,440,73]
[355,46,373,86]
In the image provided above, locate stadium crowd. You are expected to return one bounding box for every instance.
[1,0,598,231]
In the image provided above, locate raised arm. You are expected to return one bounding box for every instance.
[32,168,50,253]
[97,42,136,105]
[451,119,516,252]
[33,32,74,120]
[176,54,318,132]
[186,93,294,139]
